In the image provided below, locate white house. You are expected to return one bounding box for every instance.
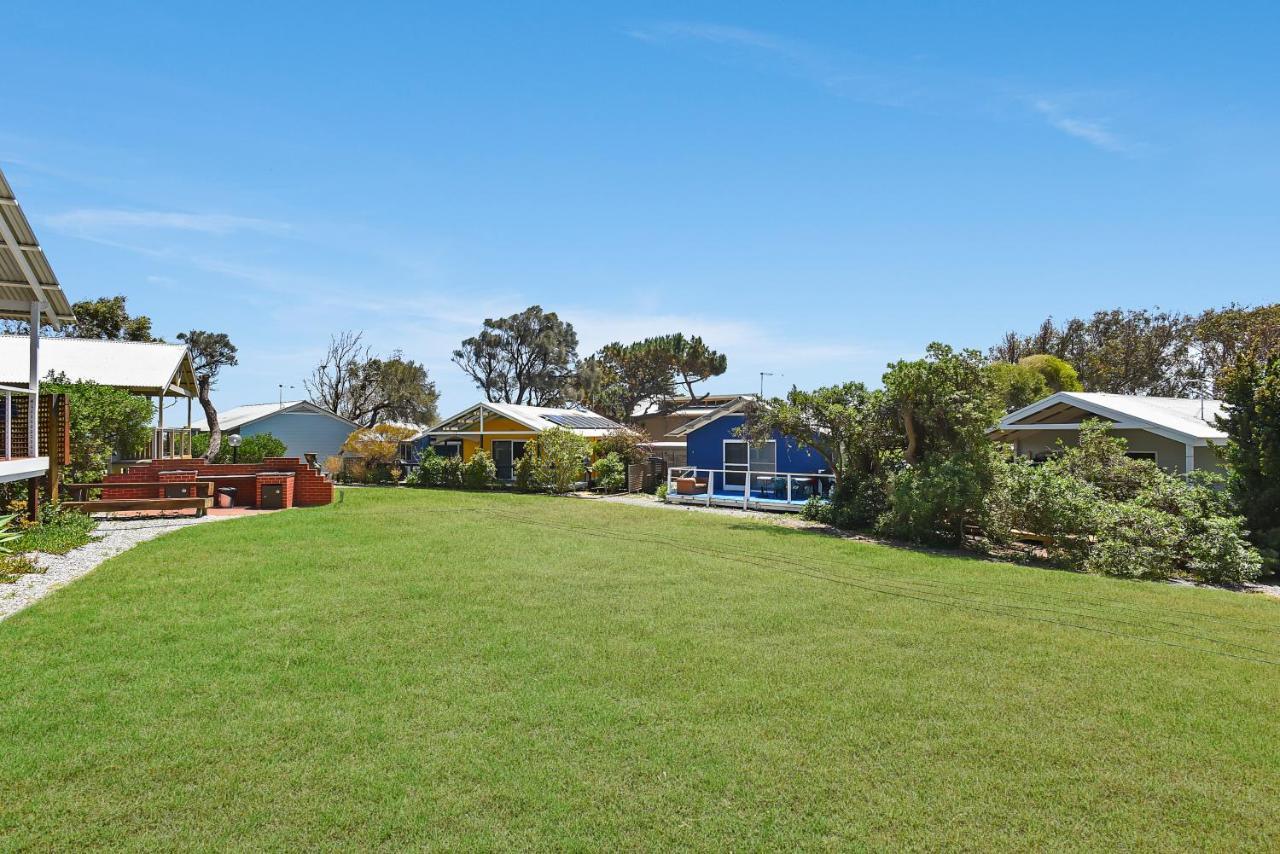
[989,391,1227,475]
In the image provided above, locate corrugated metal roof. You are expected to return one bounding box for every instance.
[190,400,356,432]
[0,334,197,396]
[423,402,623,439]
[0,167,75,324]
[997,392,1228,443]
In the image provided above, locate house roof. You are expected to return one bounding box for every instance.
[0,168,75,326]
[422,401,623,439]
[0,334,198,396]
[630,393,755,419]
[191,400,356,432]
[993,391,1227,445]
[665,395,757,437]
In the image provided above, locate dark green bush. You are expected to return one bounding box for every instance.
[192,431,288,463]
[462,450,497,489]
[591,453,627,492]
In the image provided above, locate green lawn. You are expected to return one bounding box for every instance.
[2,489,1278,850]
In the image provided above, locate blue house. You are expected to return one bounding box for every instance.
[665,396,834,512]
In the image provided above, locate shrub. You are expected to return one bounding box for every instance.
[878,449,999,546]
[463,450,497,489]
[343,458,369,484]
[1182,515,1264,586]
[592,452,627,492]
[411,449,445,487]
[514,444,539,491]
[594,428,651,465]
[655,482,669,501]
[193,431,288,463]
[341,424,417,466]
[528,427,590,494]
[441,456,464,488]
[1085,503,1183,580]
[42,376,153,482]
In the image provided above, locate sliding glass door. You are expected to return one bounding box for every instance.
[491,440,527,482]
[723,440,775,491]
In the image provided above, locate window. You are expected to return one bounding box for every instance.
[723,439,776,490]
[1125,451,1157,463]
[433,440,461,458]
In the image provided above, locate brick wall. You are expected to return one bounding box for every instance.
[255,473,295,508]
[103,457,333,507]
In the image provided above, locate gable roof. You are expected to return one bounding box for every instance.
[191,400,356,432]
[0,168,75,326]
[994,391,1227,445]
[422,401,622,439]
[665,395,757,437]
[0,334,197,396]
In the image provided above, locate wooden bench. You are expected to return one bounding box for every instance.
[63,482,215,517]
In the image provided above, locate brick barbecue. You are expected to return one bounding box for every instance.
[102,457,332,508]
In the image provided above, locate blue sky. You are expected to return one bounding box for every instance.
[4,2,1279,414]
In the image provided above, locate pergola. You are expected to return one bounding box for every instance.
[0,167,76,490]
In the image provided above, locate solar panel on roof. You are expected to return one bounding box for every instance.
[541,414,617,429]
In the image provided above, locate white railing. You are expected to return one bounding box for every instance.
[665,466,836,509]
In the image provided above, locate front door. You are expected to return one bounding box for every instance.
[492,440,527,482]
[723,440,776,491]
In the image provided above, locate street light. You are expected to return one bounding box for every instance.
[227,432,242,464]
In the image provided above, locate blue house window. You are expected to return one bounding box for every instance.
[723,439,775,490]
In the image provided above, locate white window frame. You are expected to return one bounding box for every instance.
[722,438,776,492]
[491,439,528,482]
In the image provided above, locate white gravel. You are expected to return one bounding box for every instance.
[0,514,228,621]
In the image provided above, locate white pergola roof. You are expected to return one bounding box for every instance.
[665,395,756,437]
[191,400,356,432]
[992,391,1228,445]
[0,168,75,326]
[0,334,198,397]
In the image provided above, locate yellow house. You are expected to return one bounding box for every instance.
[413,402,623,482]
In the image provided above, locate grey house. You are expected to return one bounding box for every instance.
[989,391,1227,475]
[192,400,357,462]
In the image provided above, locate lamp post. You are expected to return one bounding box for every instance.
[278,384,295,407]
[227,432,242,464]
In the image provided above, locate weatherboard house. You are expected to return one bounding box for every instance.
[192,400,357,463]
[410,402,623,482]
[665,395,833,511]
[989,391,1227,475]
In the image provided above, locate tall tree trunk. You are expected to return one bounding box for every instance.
[902,405,920,465]
[197,375,221,460]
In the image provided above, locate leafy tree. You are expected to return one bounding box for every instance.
[987,362,1050,412]
[41,375,153,482]
[307,331,439,427]
[191,431,287,464]
[573,333,729,420]
[1,295,157,340]
[991,308,1201,395]
[1194,304,1280,392]
[1216,349,1280,569]
[340,424,418,466]
[1017,354,1083,392]
[883,343,999,465]
[452,306,578,405]
[177,330,238,461]
[594,427,653,465]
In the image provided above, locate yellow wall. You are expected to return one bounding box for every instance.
[458,416,539,460]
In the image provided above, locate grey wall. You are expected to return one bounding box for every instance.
[239,411,354,462]
[1010,428,1226,476]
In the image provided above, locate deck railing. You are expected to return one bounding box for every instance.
[666,466,836,509]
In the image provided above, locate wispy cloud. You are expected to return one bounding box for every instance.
[1030,98,1137,154]
[45,208,292,236]
[630,20,1143,154]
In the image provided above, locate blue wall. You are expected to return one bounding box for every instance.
[239,411,354,461]
[685,414,826,473]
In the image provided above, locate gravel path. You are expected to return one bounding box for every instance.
[0,515,227,621]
